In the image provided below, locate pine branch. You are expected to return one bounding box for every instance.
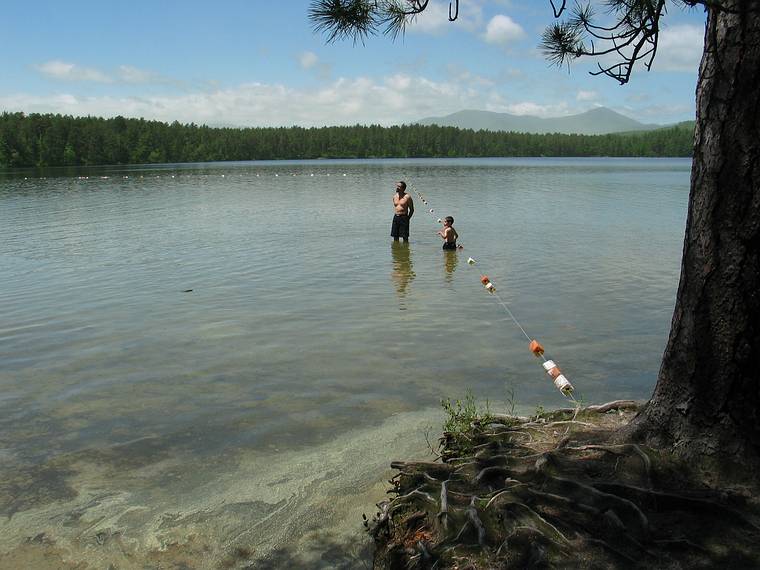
[541,0,667,85]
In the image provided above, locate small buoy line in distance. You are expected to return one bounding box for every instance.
[406,180,576,401]
[18,172,351,181]
[23,171,353,296]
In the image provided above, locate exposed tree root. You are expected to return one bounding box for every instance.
[367,401,760,569]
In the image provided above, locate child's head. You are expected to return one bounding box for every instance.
[444,216,454,226]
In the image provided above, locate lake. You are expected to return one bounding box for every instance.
[0,157,689,568]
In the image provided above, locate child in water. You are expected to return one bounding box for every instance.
[438,216,459,250]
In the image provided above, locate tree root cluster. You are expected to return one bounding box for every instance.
[365,401,760,569]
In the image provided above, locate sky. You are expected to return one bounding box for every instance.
[0,1,707,128]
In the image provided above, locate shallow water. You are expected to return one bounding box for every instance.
[0,158,689,567]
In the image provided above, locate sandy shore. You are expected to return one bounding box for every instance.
[0,408,444,569]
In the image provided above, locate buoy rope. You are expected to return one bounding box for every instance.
[405,180,576,401]
[491,291,532,343]
[410,182,534,343]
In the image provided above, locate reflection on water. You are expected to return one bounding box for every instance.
[390,240,415,307]
[0,157,691,567]
[443,249,458,282]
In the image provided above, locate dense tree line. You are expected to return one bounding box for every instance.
[0,111,693,168]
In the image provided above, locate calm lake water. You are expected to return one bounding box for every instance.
[0,158,689,568]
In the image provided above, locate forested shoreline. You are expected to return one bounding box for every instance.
[0,111,693,168]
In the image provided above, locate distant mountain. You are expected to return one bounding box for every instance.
[415,107,662,135]
[615,120,695,136]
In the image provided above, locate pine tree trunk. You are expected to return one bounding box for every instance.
[630,1,760,475]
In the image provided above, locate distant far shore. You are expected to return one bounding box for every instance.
[0,112,694,169]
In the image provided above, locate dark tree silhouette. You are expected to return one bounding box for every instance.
[309,0,760,476]
[0,112,693,168]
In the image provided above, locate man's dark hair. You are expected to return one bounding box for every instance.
[397,181,406,191]
[446,216,454,224]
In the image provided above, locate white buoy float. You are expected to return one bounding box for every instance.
[542,360,574,395]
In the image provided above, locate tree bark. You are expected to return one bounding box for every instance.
[630,1,760,475]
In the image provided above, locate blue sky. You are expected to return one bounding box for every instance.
[1,1,706,127]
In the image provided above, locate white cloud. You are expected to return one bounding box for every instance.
[576,90,598,102]
[445,64,495,87]
[406,2,450,35]
[117,65,176,85]
[35,60,112,83]
[501,101,571,117]
[623,103,694,121]
[298,51,319,69]
[386,74,412,90]
[555,23,703,80]
[653,24,704,72]
[407,1,483,34]
[484,15,525,45]
[5,63,695,127]
[0,74,552,127]
[476,94,574,117]
[35,60,182,86]
[297,51,332,80]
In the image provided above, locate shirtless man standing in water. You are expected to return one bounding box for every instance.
[391,181,414,242]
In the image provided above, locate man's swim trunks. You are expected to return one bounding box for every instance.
[442,241,457,250]
[391,214,410,239]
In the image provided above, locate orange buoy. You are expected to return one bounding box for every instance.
[480,275,496,292]
[529,340,545,357]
